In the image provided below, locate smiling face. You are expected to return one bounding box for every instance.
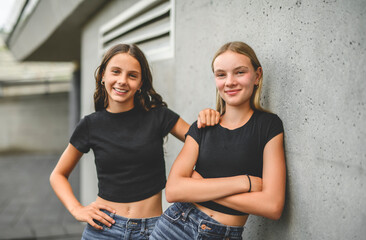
[102,53,142,112]
[213,50,262,110]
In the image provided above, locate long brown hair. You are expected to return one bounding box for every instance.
[94,44,166,111]
[212,41,265,115]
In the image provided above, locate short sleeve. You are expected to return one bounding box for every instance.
[155,106,180,137]
[185,121,201,145]
[265,114,284,145]
[70,117,90,153]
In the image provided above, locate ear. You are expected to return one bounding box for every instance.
[255,67,263,85]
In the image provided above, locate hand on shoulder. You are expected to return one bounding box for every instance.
[197,108,220,128]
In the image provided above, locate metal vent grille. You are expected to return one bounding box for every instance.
[99,0,174,61]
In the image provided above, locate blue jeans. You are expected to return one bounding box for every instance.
[81,210,159,240]
[150,202,244,240]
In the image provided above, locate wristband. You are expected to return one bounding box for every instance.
[246,174,251,192]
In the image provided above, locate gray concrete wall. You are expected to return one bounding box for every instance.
[78,0,365,239]
[172,1,366,239]
[0,93,69,154]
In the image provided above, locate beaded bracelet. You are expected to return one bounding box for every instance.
[246,174,251,192]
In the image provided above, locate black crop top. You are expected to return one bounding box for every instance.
[70,106,179,203]
[186,110,283,215]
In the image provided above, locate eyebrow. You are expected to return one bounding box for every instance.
[233,66,249,71]
[214,66,249,73]
[110,66,141,74]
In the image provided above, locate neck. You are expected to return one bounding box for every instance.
[106,101,135,113]
[221,103,253,129]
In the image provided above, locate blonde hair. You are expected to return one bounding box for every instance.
[212,41,265,115]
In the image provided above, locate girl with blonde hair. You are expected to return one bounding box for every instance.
[150,41,286,239]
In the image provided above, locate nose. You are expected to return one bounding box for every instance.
[117,73,128,85]
[225,74,236,87]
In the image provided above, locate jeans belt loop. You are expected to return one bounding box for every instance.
[224,226,231,238]
[140,218,146,233]
[182,205,194,221]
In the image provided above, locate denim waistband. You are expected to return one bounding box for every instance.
[101,209,159,230]
[174,202,244,238]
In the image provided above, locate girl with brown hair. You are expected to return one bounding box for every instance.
[50,43,218,239]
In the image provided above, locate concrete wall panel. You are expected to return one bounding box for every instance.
[78,0,366,238]
[0,93,69,154]
[173,0,366,239]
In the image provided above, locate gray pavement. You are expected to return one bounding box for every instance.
[0,154,84,240]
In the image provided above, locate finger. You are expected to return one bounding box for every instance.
[209,110,216,126]
[97,204,116,214]
[197,120,202,129]
[197,116,205,129]
[205,112,211,126]
[95,206,116,225]
[94,214,113,227]
[99,211,115,225]
[199,111,206,125]
[88,219,103,230]
[215,112,220,124]
[204,110,211,126]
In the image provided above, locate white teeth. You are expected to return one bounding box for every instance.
[114,88,127,93]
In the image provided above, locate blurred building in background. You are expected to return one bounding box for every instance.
[0,31,74,154]
[4,0,365,239]
[0,24,79,239]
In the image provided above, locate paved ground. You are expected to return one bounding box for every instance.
[0,154,84,240]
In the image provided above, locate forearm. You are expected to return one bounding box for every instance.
[165,175,249,203]
[50,173,82,215]
[214,190,284,220]
[215,134,286,220]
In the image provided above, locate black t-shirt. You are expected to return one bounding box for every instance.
[70,106,179,203]
[186,110,284,215]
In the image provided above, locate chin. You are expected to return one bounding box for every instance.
[225,100,250,108]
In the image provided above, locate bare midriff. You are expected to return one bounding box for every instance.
[194,203,249,226]
[96,192,163,218]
